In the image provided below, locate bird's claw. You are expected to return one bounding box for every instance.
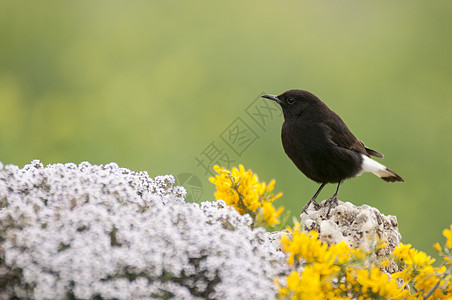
[325,195,339,217]
[302,198,321,214]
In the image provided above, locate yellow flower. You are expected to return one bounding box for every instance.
[284,271,303,298]
[297,266,325,300]
[393,243,435,267]
[433,242,442,253]
[259,201,284,227]
[443,225,452,248]
[209,165,284,228]
[413,265,443,292]
[352,267,407,299]
[282,228,330,266]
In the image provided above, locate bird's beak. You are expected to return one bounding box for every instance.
[261,94,281,104]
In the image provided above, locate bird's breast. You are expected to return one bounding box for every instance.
[281,121,311,169]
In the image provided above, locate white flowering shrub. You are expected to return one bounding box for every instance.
[0,160,285,299]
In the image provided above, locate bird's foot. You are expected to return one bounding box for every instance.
[302,198,321,214]
[325,195,339,217]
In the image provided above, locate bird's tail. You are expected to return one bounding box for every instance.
[360,155,404,182]
[373,168,404,182]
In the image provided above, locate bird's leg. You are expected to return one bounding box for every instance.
[326,180,342,216]
[302,183,326,213]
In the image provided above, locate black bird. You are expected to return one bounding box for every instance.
[262,89,403,214]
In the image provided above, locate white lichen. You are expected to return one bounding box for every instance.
[0,160,286,299]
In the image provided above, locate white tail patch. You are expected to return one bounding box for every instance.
[357,154,404,182]
[358,155,388,178]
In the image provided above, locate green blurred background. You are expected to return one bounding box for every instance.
[1,1,451,255]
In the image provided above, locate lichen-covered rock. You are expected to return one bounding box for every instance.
[0,160,286,300]
[265,230,288,252]
[300,199,402,273]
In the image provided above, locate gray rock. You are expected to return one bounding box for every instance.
[265,230,289,252]
[300,199,402,273]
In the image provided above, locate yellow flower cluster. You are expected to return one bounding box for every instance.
[439,225,452,266]
[278,224,452,299]
[391,243,451,298]
[209,165,284,228]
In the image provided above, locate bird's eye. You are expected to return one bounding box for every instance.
[287,97,295,104]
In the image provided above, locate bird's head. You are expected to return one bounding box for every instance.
[262,89,322,119]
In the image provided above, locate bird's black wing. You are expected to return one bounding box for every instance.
[324,114,384,158]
